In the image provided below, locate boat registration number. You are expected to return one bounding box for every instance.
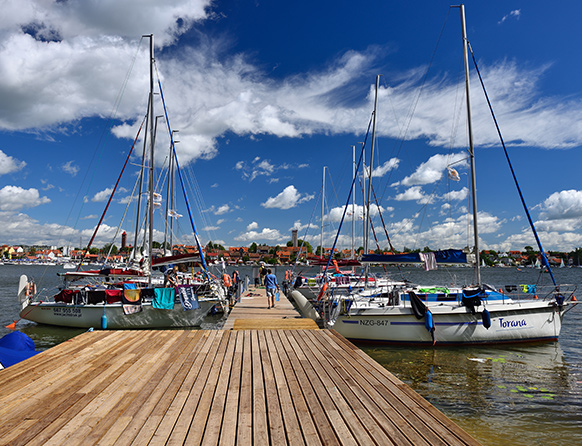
[53,307,82,317]
[358,319,389,326]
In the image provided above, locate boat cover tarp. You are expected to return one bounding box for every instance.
[0,331,40,369]
[360,249,467,264]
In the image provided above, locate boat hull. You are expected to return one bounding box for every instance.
[333,301,565,345]
[19,300,218,329]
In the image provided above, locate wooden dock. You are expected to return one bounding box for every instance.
[0,289,481,445]
[223,286,318,331]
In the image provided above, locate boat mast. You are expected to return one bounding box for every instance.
[458,4,481,286]
[146,34,155,285]
[321,166,326,259]
[364,75,380,284]
[351,145,356,259]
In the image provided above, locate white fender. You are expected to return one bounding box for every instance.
[17,275,29,304]
[289,290,320,321]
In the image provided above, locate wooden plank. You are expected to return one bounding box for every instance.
[219,330,243,446]
[148,330,221,444]
[130,330,216,445]
[200,331,238,446]
[272,331,323,446]
[288,330,379,446]
[4,331,162,445]
[41,331,171,445]
[182,331,231,445]
[323,330,480,446]
[267,330,305,445]
[236,329,253,444]
[259,330,285,444]
[276,330,339,446]
[0,329,481,446]
[299,329,423,446]
[251,330,269,445]
[233,318,318,330]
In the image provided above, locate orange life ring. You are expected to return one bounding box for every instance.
[332,259,341,274]
[223,274,232,287]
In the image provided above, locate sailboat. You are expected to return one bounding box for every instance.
[294,5,577,345]
[14,36,228,330]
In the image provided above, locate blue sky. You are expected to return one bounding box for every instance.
[2,0,582,254]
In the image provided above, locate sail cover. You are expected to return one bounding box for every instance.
[360,249,467,264]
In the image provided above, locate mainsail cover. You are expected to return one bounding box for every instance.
[360,249,467,264]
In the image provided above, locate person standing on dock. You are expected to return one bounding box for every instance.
[264,268,279,309]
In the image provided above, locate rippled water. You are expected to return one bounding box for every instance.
[1,264,581,445]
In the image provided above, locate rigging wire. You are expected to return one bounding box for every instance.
[467,42,557,286]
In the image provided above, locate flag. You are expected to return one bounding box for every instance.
[448,168,460,181]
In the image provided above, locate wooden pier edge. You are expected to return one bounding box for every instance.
[0,328,481,445]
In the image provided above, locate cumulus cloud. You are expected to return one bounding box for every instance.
[538,189,582,220]
[0,150,26,175]
[442,187,469,202]
[395,153,466,187]
[234,227,285,243]
[0,185,50,211]
[371,158,400,177]
[91,187,114,202]
[262,185,314,209]
[247,221,258,231]
[394,186,434,204]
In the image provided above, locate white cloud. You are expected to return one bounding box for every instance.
[499,9,521,24]
[0,185,50,211]
[62,160,80,176]
[234,227,285,243]
[0,150,26,175]
[326,204,389,223]
[262,185,314,209]
[215,204,230,215]
[91,187,114,202]
[442,187,469,202]
[538,189,582,220]
[396,153,466,187]
[247,221,258,231]
[371,158,400,177]
[394,186,434,204]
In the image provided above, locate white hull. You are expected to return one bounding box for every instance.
[332,300,566,345]
[20,300,218,329]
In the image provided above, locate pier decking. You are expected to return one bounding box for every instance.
[0,289,481,445]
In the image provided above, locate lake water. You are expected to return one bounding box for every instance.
[1,264,581,445]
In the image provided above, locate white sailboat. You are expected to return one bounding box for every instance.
[15,36,227,330]
[294,5,577,345]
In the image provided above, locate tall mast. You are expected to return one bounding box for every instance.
[364,75,380,283]
[321,166,326,259]
[351,145,356,259]
[458,4,481,286]
[146,34,155,285]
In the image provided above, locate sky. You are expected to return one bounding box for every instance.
[2,0,582,254]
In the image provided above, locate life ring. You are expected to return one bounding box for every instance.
[223,274,232,287]
[332,259,341,274]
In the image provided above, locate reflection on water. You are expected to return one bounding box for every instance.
[2,264,582,445]
[362,341,582,445]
